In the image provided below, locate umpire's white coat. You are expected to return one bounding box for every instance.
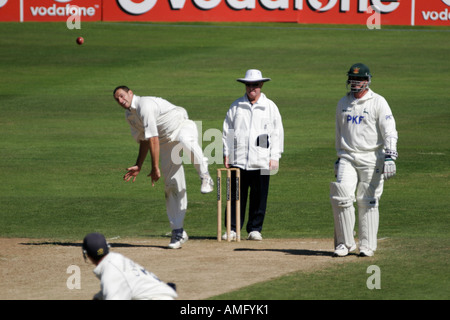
[93,252,178,300]
[223,93,284,170]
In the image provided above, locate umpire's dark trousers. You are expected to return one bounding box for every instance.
[227,167,270,234]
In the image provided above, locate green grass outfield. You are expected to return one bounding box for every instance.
[0,22,449,300]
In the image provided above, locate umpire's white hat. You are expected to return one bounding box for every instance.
[237,69,271,83]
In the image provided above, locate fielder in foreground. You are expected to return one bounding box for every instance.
[113,86,214,249]
[331,63,398,257]
[82,233,178,300]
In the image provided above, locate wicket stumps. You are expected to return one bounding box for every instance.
[217,168,241,242]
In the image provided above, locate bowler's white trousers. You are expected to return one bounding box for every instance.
[335,151,384,251]
[160,119,209,230]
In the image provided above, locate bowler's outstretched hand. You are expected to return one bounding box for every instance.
[124,165,140,182]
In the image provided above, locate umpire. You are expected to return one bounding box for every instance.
[222,69,284,241]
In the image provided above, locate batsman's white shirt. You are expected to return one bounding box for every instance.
[335,89,398,160]
[93,252,178,300]
[223,93,284,170]
[125,95,188,143]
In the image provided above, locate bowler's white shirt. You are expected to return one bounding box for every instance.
[93,252,178,300]
[335,89,398,156]
[125,95,188,143]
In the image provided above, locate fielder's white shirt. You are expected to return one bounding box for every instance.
[125,95,188,143]
[93,252,178,300]
[335,89,398,157]
[223,93,284,170]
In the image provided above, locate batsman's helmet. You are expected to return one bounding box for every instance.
[347,63,371,78]
[82,233,109,262]
[347,63,371,93]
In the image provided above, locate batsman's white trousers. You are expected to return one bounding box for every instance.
[334,151,384,251]
[160,119,209,230]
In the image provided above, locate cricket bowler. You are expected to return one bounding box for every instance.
[113,86,214,249]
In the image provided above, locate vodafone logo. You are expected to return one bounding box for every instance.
[28,1,100,18]
[422,0,450,22]
[115,0,402,15]
[117,0,157,15]
[0,0,8,9]
[308,0,338,12]
[305,0,400,13]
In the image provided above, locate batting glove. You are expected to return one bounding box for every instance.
[383,157,396,180]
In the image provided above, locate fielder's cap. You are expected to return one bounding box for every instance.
[347,63,371,78]
[82,233,109,260]
[237,69,271,83]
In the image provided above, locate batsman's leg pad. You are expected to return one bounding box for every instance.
[356,182,379,251]
[358,206,379,252]
[330,182,356,249]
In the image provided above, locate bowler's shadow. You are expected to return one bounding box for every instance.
[21,241,169,250]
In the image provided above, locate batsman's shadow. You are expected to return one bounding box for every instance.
[234,248,334,257]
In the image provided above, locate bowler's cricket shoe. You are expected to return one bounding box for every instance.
[201,176,214,194]
[168,229,188,249]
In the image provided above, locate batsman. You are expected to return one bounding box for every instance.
[331,63,398,257]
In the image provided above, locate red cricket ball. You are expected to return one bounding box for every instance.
[76,37,84,45]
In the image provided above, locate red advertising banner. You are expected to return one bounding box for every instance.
[103,0,298,23]
[296,0,411,26]
[102,0,410,25]
[23,0,102,22]
[0,0,449,26]
[0,0,103,22]
[102,0,416,26]
[0,0,21,21]
[414,0,450,26]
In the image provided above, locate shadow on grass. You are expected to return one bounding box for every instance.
[20,241,169,250]
[234,248,335,257]
[20,235,218,250]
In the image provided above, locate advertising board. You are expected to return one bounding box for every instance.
[414,0,450,26]
[0,0,101,22]
[0,0,449,27]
